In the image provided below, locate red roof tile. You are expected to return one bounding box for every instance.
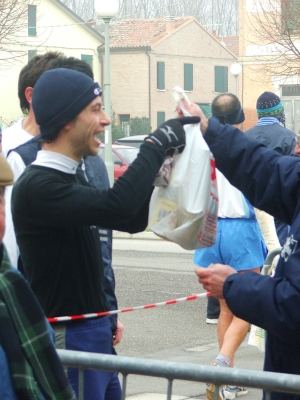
[106,17,194,48]
[217,36,239,56]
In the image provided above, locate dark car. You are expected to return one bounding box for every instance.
[98,144,139,182]
[114,135,147,149]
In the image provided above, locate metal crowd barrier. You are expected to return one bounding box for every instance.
[58,349,300,400]
[59,248,289,399]
[261,248,282,276]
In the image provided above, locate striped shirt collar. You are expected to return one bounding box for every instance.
[257,117,280,126]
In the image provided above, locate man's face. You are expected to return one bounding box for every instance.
[69,97,111,159]
[0,188,5,243]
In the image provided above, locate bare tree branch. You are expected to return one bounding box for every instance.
[244,0,300,80]
[59,0,238,36]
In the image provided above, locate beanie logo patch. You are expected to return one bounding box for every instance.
[94,88,101,95]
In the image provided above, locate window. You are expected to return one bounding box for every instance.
[28,5,37,36]
[215,66,228,92]
[282,85,300,96]
[157,62,165,90]
[196,103,212,118]
[119,114,130,124]
[28,50,37,61]
[184,64,193,91]
[157,112,165,127]
[282,0,300,33]
[81,54,93,69]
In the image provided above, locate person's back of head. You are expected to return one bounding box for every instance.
[256,91,285,126]
[18,51,63,113]
[212,93,245,126]
[49,56,94,79]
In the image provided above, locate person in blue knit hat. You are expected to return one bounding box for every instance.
[245,91,296,246]
[11,67,199,400]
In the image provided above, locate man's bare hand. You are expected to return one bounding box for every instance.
[113,320,124,346]
[195,264,237,299]
[176,99,209,134]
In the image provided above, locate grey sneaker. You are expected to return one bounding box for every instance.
[224,385,248,399]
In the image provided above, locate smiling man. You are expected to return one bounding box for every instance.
[11,68,199,400]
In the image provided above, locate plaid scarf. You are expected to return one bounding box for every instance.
[0,245,76,400]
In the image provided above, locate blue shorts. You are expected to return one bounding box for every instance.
[52,316,121,400]
[194,218,267,271]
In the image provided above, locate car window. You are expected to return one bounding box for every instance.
[116,147,139,164]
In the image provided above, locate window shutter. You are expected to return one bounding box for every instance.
[28,50,37,61]
[184,64,193,91]
[215,66,228,92]
[157,62,165,90]
[81,54,93,69]
[157,112,165,127]
[28,5,37,36]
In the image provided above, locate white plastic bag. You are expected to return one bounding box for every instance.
[148,87,218,250]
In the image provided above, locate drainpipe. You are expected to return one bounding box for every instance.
[146,50,151,126]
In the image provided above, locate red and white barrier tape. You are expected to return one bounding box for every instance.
[48,292,210,323]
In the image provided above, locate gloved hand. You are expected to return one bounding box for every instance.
[146,116,200,155]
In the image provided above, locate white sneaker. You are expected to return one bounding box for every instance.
[206,318,218,324]
[224,385,248,399]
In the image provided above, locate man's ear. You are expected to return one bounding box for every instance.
[25,87,34,105]
[295,144,300,155]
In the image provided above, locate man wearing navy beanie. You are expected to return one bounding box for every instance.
[245,91,296,246]
[11,67,199,400]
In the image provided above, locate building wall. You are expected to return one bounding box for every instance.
[108,51,150,123]
[108,20,237,130]
[0,0,102,126]
[239,0,285,131]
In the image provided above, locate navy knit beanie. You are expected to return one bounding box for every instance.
[32,68,102,139]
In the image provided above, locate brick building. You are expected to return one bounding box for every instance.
[98,16,237,130]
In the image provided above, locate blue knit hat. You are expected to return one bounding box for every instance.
[256,91,285,125]
[32,68,102,139]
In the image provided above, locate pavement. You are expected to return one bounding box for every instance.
[112,230,265,399]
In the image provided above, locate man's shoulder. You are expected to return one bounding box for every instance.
[2,119,32,158]
[2,119,22,133]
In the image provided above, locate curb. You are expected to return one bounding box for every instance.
[113,231,162,240]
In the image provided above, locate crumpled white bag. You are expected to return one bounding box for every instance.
[148,87,218,250]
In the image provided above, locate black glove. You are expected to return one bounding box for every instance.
[146,116,200,155]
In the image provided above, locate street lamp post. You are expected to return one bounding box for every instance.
[94,0,119,187]
[229,63,242,97]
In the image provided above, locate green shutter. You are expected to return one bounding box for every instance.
[28,50,37,61]
[157,111,165,127]
[215,66,228,92]
[157,62,165,90]
[184,64,193,91]
[283,0,300,32]
[81,54,93,69]
[28,5,36,36]
[196,103,212,118]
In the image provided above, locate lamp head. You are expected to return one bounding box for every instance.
[230,63,242,77]
[94,0,119,18]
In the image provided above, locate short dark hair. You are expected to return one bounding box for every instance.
[18,51,63,113]
[49,57,94,79]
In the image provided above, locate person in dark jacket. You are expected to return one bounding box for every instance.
[177,99,300,400]
[11,67,199,400]
[245,92,296,245]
